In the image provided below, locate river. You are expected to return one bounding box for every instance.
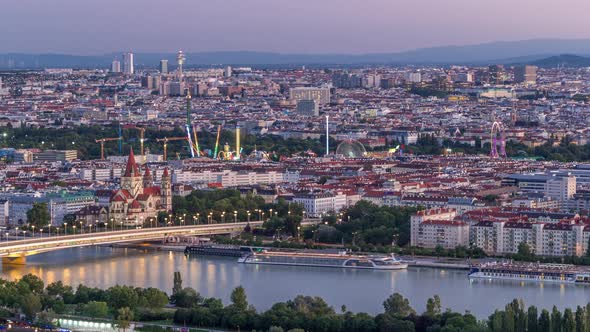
[1,247,589,318]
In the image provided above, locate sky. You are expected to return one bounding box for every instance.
[1,0,589,55]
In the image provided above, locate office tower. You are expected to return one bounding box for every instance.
[176,50,185,81]
[363,74,381,88]
[160,60,168,74]
[296,100,319,116]
[488,65,505,84]
[151,75,161,90]
[123,52,134,75]
[141,75,156,89]
[404,72,422,83]
[514,65,537,84]
[111,60,121,73]
[289,87,331,105]
[332,72,362,88]
[224,66,232,77]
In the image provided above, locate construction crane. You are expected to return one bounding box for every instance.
[123,125,146,156]
[95,137,122,160]
[156,137,188,161]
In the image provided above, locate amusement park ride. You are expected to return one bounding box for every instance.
[490,121,507,159]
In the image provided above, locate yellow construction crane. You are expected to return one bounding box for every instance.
[156,137,188,161]
[123,125,147,156]
[95,137,122,160]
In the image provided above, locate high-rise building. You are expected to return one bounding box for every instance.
[160,59,168,74]
[332,72,362,88]
[296,100,319,117]
[488,65,505,84]
[363,74,381,88]
[123,52,134,75]
[405,72,422,83]
[514,65,537,84]
[289,87,331,105]
[111,60,121,73]
[176,50,185,81]
[225,66,232,77]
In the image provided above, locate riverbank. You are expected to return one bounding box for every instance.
[108,242,475,270]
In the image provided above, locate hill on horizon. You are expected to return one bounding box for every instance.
[1,39,590,69]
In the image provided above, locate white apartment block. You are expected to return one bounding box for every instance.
[471,221,588,257]
[293,191,347,217]
[172,169,285,187]
[410,208,466,249]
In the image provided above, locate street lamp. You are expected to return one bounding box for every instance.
[72,225,76,235]
[297,226,301,241]
[63,223,68,235]
[31,225,35,237]
[247,211,251,222]
[120,221,123,231]
[40,228,44,238]
[221,212,226,223]
[104,222,108,232]
[233,210,237,223]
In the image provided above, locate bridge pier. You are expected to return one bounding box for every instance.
[2,256,26,265]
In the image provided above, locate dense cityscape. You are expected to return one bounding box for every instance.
[4,0,590,331]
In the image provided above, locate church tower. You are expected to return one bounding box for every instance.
[161,167,172,211]
[143,166,153,188]
[120,148,143,197]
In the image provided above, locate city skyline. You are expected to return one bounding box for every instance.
[1,0,589,55]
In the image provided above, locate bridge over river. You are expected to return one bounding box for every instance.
[0,220,320,265]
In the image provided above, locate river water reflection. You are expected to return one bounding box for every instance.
[1,247,589,318]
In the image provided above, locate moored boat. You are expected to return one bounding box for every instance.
[468,261,590,285]
[238,249,408,270]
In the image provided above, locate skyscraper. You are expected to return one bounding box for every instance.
[514,65,537,84]
[160,59,168,74]
[176,50,185,81]
[488,65,505,84]
[111,60,121,73]
[123,53,134,75]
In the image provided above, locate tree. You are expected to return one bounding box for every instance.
[172,271,182,296]
[46,281,74,301]
[20,293,42,319]
[551,306,562,332]
[26,202,51,228]
[575,306,585,332]
[383,293,415,317]
[82,301,109,318]
[171,288,202,308]
[564,308,576,332]
[142,288,169,309]
[116,307,134,332]
[107,285,139,309]
[376,313,415,332]
[20,273,44,294]
[539,309,551,332]
[528,306,539,332]
[516,242,534,260]
[425,295,442,317]
[230,286,248,312]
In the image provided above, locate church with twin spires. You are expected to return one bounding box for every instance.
[109,148,172,225]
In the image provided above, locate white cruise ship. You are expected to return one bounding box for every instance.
[238,250,408,270]
[469,261,590,285]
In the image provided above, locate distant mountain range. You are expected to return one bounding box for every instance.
[1,39,590,69]
[527,54,590,67]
